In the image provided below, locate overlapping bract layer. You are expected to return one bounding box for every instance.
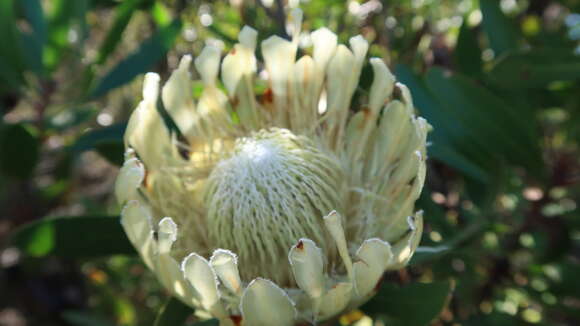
[116,12,429,325]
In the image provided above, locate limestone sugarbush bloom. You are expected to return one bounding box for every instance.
[115,10,430,326]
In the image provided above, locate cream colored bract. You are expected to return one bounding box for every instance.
[116,10,430,326]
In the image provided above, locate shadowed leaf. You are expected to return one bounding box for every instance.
[154,297,194,326]
[11,216,135,258]
[480,0,520,56]
[0,124,39,179]
[90,19,182,98]
[361,281,453,326]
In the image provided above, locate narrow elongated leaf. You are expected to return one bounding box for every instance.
[489,49,580,89]
[71,123,126,165]
[96,0,143,65]
[45,0,86,70]
[480,0,520,56]
[94,141,125,166]
[11,216,135,258]
[19,0,47,75]
[62,311,117,326]
[72,123,126,152]
[73,0,90,50]
[396,64,537,204]
[207,25,237,46]
[455,21,482,76]
[424,67,543,177]
[465,312,521,326]
[396,64,490,182]
[154,297,194,326]
[0,59,24,93]
[361,281,452,326]
[0,0,25,89]
[428,144,488,183]
[0,124,39,179]
[410,221,487,266]
[90,19,182,98]
[424,69,504,155]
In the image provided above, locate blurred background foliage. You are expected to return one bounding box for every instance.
[1,0,580,325]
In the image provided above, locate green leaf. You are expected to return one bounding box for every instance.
[154,297,194,326]
[95,0,143,65]
[424,67,543,178]
[396,64,530,204]
[21,0,47,41]
[45,0,88,70]
[71,123,126,165]
[455,20,482,76]
[489,49,580,89]
[395,64,490,182]
[72,123,126,152]
[410,221,487,266]
[410,246,451,265]
[464,312,521,326]
[94,141,125,166]
[428,145,489,183]
[0,59,23,93]
[10,216,136,258]
[480,0,520,56]
[0,0,26,89]
[361,281,452,326]
[74,0,90,49]
[62,311,117,326]
[90,0,120,9]
[90,19,182,98]
[207,25,237,46]
[0,123,40,179]
[19,0,47,75]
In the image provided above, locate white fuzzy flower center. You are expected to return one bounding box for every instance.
[204,128,342,284]
[236,138,280,167]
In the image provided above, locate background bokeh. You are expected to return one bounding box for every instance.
[1,0,580,325]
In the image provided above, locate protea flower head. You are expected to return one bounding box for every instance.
[115,9,429,326]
